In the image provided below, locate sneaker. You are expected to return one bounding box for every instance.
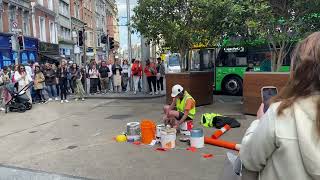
[149,92,153,95]
[60,100,64,104]
[44,100,49,104]
[0,107,5,111]
[155,91,159,95]
[75,98,79,101]
[48,98,53,101]
[55,97,59,101]
[134,91,137,95]
[64,100,69,103]
[81,98,85,101]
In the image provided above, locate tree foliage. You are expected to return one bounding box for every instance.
[132,0,211,69]
[208,0,320,71]
[132,0,320,71]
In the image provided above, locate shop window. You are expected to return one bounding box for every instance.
[21,52,28,64]
[190,49,200,70]
[29,52,36,61]
[0,51,12,67]
[202,49,216,70]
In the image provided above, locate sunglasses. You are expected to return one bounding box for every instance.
[20,68,25,70]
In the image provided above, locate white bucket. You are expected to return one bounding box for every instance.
[156,124,165,138]
[160,128,176,149]
[190,136,204,148]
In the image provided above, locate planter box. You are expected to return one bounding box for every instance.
[166,71,214,106]
[243,72,290,115]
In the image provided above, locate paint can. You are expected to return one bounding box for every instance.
[190,128,204,148]
[127,122,140,136]
[156,124,165,138]
[160,127,177,149]
[126,122,140,142]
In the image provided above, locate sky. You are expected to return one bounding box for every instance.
[116,0,140,50]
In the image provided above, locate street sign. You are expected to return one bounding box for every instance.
[12,29,22,32]
[12,21,18,28]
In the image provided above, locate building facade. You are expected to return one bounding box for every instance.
[95,0,107,62]
[0,0,119,67]
[58,0,73,60]
[0,0,33,67]
[70,0,84,64]
[106,0,119,61]
[82,0,95,62]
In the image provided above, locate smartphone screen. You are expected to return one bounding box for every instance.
[262,87,278,113]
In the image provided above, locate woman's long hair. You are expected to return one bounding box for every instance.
[272,32,320,135]
[17,65,25,74]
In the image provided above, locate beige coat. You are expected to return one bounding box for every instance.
[240,96,320,180]
[34,72,45,90]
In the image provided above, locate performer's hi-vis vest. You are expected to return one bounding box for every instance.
[176,91,196,119]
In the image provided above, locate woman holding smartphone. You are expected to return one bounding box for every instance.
[240,32,320,180]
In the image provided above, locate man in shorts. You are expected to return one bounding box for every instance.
[163,84,196,133]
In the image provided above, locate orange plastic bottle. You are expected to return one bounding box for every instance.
[140,120,156,144]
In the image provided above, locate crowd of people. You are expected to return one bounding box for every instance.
[0,57,166,111]
[86,57,165,95]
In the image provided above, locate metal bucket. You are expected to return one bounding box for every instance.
[126,122,140,136]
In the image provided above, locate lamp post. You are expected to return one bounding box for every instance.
[126,0,132,62]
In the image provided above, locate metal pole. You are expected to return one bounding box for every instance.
[126,0,132,61]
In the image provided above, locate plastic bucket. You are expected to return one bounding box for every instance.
[140,120,156,144]
[160,128,177,149]
[190,128,204,148]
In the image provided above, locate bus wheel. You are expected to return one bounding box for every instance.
[223,76,243,95]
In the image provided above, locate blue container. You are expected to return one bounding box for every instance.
[190,128,204,138]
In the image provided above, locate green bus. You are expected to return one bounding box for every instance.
[188,46,291,95]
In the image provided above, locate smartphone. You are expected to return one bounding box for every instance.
[261,86,278,113]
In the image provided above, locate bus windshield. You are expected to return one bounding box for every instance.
[168,56,180,66]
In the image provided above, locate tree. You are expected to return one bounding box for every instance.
[208,0,320,71]
[132,0,210,70]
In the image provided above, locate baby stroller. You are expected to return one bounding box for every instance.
[4,82,33,113]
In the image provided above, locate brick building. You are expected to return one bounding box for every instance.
[0,0,119,68]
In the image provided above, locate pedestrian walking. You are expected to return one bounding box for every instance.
[156,57,165,94]
[144,59,158,95]
[72,64,85,101]
[131,59,142,95]
[44,63,58,101]
[33,66,47,104]
[112,59,122,93]
[98,61,110,94]
[121,59,130,92]
[57,61,69,103]
[240,32,320,180]
[89,64,99,95]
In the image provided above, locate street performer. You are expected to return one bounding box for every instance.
[163,84,196,133]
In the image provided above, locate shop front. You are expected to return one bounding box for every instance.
[19,37,39,64]
[0,33,14,68]
[59,42,74,61]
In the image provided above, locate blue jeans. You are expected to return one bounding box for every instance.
[46,85,57,98]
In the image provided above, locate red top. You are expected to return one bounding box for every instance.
[131,63,143,77]
[144,63,157,77]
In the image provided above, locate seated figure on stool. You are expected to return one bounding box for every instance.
[163,84,196,135]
